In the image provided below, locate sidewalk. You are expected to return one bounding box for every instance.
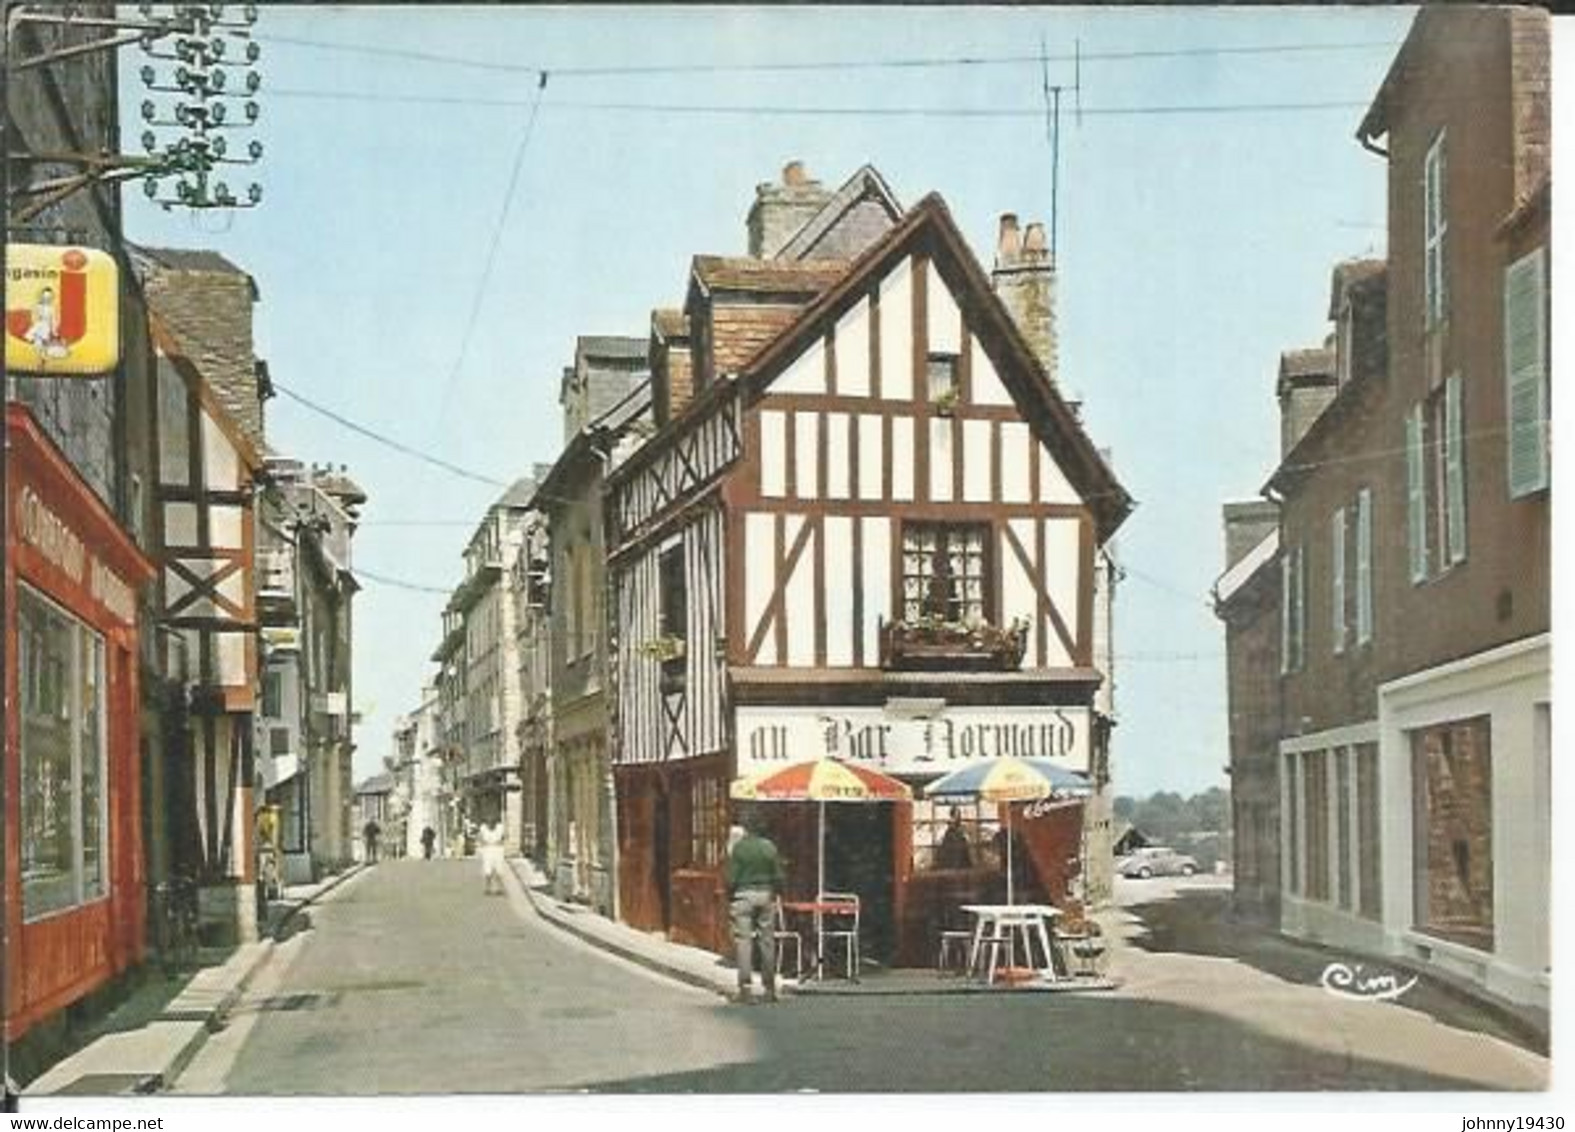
[23,865,366,1097]
[505,858,1119,998]
[506,858,740,998]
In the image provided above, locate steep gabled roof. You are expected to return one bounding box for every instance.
[741,192,1134,542]
[1327,259,1385,320]
[1213,528,1279,607]
[775,164,904,262]
[147,310,262,473]
[129,243,259,298]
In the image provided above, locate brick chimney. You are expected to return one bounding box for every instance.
[650,310,693,428]
[747,161,833,258]
[991,213,1058,388]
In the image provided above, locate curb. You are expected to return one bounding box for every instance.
[156,864,368,1093]
[505,861,735,999]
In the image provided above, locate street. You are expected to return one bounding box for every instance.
[170,862,1548,1094]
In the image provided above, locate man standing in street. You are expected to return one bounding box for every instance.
[363,819,382,864]
[724,820,785,1005]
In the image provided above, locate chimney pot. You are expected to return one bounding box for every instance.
[783,160,808,186]
[997,213,1021,263]
[1023,222,1049,258]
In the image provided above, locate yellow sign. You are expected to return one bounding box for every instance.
[5,244,120,375]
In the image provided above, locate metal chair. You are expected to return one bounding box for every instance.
[772,901,803,982]
[819,892,861,981]
[935,906,974,975]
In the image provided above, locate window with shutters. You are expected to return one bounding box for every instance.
[1330,507,1346,654]
[1406,404,1428,583]
[1355,488,1373,645]
[1504,247,1549,498]
[1424,131,1448,329]
[1408,380,1466,582]
[1280,543,1305,674]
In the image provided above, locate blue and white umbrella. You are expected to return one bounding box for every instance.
[925,758,1093,905]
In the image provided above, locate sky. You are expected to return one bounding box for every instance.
[120,4,1421,797]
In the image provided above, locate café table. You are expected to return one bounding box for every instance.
[780,895,860,981]
[961,904,1064,985]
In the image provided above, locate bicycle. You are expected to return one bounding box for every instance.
[149,875,200,976]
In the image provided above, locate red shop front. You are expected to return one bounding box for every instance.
[5,405,155,1041]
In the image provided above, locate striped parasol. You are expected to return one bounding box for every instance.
[731,759,911,979]
[730,758,914,804]
[925,758,1092,905]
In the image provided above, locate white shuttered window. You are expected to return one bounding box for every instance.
[1505,247,1549,497]
[1355,488,1373,645]
[1424,132,1448,328]
[1331,507,1346,654]
[1406,405,1427,583]
[1444,373,1466,565]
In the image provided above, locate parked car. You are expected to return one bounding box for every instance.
[1118,847,1198,879]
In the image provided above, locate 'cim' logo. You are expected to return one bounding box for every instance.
[6,248,91,359]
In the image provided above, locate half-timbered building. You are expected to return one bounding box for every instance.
[145,312,264,941]
[607,176,1132,961]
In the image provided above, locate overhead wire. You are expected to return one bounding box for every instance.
[273,380,508,488]
[268,86,1371,119]
[255,34,1403,77]
[430,69,549,432]
[355,566,455,596]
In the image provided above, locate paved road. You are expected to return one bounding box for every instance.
[174,860,1548,1094]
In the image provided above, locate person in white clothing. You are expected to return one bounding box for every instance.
[478,820,507,895]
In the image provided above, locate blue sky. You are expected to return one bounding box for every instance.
[122,5,1418,797]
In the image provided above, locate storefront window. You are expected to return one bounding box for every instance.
[690,775,726,867]
[19,586,108,920]
[1411,717,1493,950]
[1303,751,1329,902]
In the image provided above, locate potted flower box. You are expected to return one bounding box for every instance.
[879,616,1029,672]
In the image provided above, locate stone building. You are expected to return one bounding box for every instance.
[444,478,537,847]
[1218,7,1551,1012]
[254,458,365,881]
[539,339,651,912]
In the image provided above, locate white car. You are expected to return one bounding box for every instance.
[1118,847,1199,879]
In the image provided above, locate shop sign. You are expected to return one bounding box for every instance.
[5,245,121,375]
[15,486,137,625]
[736,705,1091,777]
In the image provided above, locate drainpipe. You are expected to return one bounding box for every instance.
[588,431,623,923]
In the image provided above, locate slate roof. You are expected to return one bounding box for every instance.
[129,244,258,296]
[576,335,647,360]
[1279,347,1335,380]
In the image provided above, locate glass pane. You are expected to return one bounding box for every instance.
[20,589,79,919]
[80,635,106,901]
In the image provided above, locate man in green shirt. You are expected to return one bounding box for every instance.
[725,821,786,1004]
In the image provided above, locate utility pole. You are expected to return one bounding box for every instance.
[2,6,265,1097]
[2,0,15,1106]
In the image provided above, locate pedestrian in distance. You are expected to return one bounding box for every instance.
[478,818,507,895]
[363,819,381,864]
[724,820,785,1005]
[421,825,438,860]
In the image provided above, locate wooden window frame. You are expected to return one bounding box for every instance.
[899,520,993,626]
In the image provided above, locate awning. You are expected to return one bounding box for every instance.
[260,751,301,791]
